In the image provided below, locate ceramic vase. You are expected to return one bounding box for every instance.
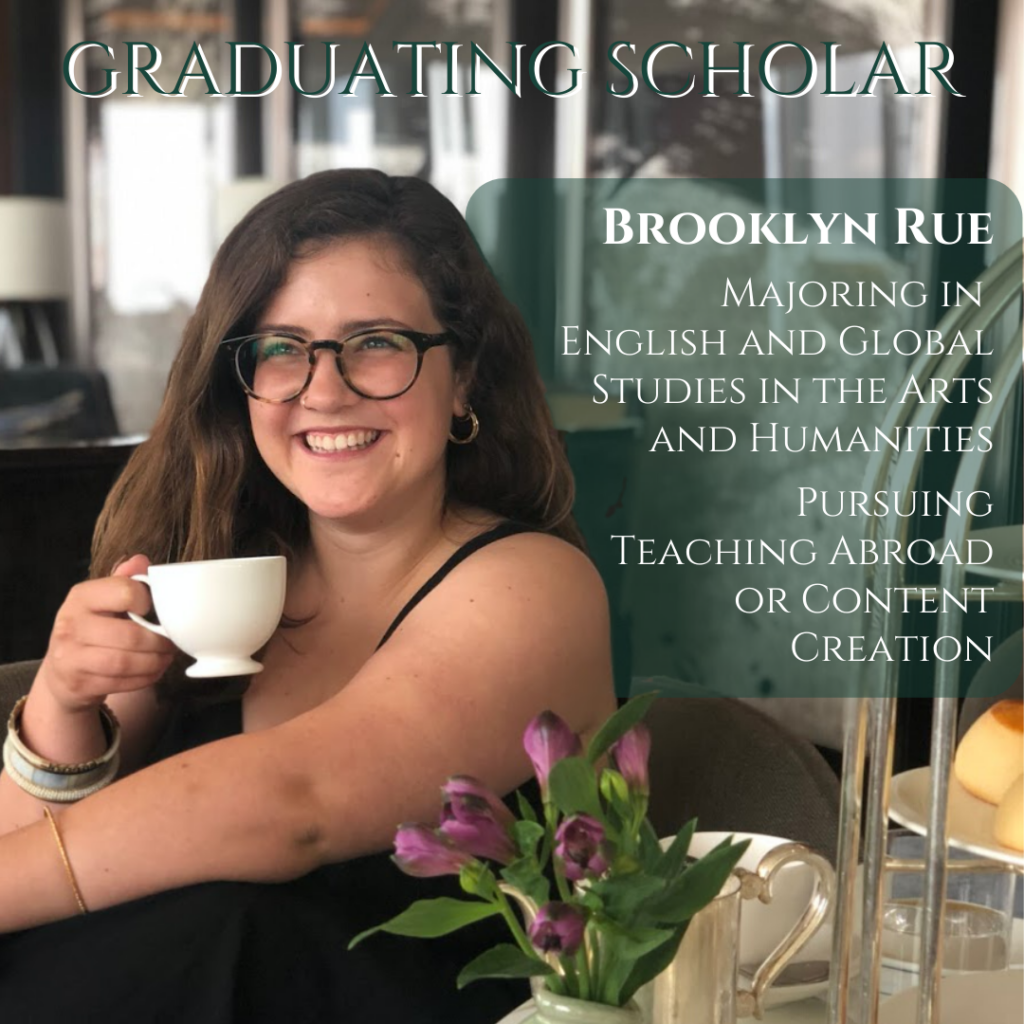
[523,984,644,1024]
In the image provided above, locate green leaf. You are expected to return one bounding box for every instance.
[516,789,539,824]
[641,839,750,925]
[586,691,659,764]
[587,871,666,921]
[347,897,500,949]
[654,818,697,880]
[601,800,626,845]
[500,856,550,909]
[512,819,546,860]
[547,756,603,819]
[598,925,677,1005]
[456,944,554,989]
[618,923,691,1004]
[638,819,662,872]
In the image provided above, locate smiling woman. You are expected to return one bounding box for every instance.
[0,170,616,1023]
[242,238,464,526]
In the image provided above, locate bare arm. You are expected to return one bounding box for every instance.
[0,535,616,931]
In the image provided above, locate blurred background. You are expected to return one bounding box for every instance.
[0,0,1020,765]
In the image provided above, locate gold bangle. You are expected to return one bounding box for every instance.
[42,807,88,915]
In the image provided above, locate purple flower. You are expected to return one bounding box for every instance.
[611,724,651,795]
[554,814,610,882]
[393,824,474,878]
[443,776,515,827]
[439,776,516,865]
[523,711,582,793]
[528,902,587,957]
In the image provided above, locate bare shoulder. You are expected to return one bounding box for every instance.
[448,530,608,613]
[287,531,617,853]
[376,530,616,736]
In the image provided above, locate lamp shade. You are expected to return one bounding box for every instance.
[0,198,72,300]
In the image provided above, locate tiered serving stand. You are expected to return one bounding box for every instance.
[827,245,1024,1024]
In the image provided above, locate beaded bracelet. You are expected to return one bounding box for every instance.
[2,696,121,802]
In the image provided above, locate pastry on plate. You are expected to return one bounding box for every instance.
[954,699,1023,805]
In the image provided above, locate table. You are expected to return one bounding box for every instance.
[497,995,827,1024]
[495,916,1023,1024]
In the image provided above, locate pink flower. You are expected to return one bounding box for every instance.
[528,902,587,957]
[555,814,609,882]
[439,776,516,865]
[393,824,474,878]
[611,724,651,795]
[523,711,582,793]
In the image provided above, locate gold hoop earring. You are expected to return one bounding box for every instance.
[449,406,479,445]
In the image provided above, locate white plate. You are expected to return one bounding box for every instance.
[966,525,1024,583]
[889,768,1024,868]
[878,969,1022,1024]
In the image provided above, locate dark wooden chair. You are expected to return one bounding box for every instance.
[637,680,840,861]
[0,438,139,662]
[0,366,119,442]
[0,659,39,725]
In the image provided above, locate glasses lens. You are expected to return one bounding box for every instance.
[237,336,309,401]
[341,331,419,398]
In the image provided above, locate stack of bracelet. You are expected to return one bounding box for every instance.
[2,696,121,802]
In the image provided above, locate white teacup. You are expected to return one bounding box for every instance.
[127,556,287,678]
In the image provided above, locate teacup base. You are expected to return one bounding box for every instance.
[185,657,265,679]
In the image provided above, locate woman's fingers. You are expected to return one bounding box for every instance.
[61,612,175,655]
[67,575,156,619]
[68,646,176,686]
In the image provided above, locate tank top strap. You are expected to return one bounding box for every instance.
[375,521,533,651]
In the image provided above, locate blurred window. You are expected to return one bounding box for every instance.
[293,0,508,213]
[80,0,233,433]
[588,0,930,180]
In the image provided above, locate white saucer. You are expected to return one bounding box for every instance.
[889,768,1024,869]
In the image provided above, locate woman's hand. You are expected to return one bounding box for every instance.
[0,556,176,834]
[36,554,176,714]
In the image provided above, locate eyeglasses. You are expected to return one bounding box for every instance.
[219,328,453,403]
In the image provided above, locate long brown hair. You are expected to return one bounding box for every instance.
[92,170,581,576]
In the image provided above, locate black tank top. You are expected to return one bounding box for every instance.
[0,521,540,1024]
[375,519,530,650]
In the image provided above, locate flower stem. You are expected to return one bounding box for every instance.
[539,801,556,869]
[593,928,609,1004]
[554,865,572,903]
[495,887,539,960]
[575,946,591,1002]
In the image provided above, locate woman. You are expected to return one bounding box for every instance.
[0,170,616,1021]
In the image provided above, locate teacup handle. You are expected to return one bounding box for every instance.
[125,574,170,639]
[734,842,835,1020]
